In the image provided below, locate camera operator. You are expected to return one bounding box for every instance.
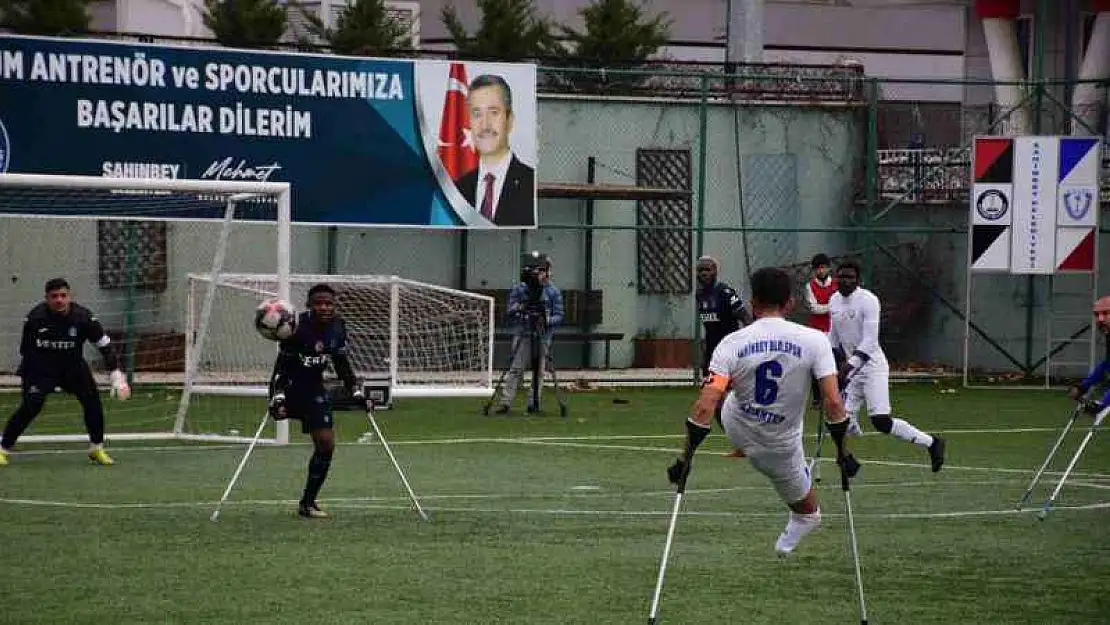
[494,252,565,414]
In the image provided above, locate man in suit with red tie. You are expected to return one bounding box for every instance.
[457,74,536,227]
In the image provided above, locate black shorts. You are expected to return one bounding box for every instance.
[284,389,334,434]
[22,362,98,399]
[702,338,724,377]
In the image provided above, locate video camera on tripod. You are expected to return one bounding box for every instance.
[518,251,550,330]
[481,250,569,417]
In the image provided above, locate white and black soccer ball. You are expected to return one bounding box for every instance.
[254,299,296,341]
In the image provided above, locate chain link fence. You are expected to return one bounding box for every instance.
[2,62,1105,382]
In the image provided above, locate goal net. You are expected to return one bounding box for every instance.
[0,172,292,445]
[180,274,495,414]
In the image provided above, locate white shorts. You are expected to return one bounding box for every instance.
[722,419,811,504]
[844,367,891,418]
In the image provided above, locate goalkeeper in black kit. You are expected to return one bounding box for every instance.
[268,283,364,519]
[0,278,131,467]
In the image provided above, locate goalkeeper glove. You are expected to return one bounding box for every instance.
[268,392,288,420]
[351,386,370,409]
[109,369,131,400]
[1068,385,1084,401]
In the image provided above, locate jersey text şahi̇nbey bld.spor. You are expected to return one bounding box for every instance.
[709,317,837,451]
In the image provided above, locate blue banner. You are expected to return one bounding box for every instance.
[0,34,538,228]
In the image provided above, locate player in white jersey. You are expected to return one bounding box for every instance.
[827,261,946,472]
[667,267,860,556]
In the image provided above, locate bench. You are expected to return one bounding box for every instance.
[493,331,625,369]
[472,288,623,368]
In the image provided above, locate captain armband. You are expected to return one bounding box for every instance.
[700,373,730,392]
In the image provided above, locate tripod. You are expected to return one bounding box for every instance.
[483,315,569,417]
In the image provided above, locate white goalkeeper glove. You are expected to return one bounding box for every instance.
[351,386,371,409]
[110,369,131,400]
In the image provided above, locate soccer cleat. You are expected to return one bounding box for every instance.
[88,449,114,466]
[298,502,330,519]
[928,436,946,473]
[774,511,822,556]
[721,448,746,459]
[494,405,510,415]
[0,448,9,467]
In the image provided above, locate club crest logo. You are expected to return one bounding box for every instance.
[1063,188,1093,221]
[0,116,9,173]
[314,340,324,353]
[68,326,77,337]
[975,189,1009,221]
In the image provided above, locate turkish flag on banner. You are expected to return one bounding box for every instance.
[437,63,478,181]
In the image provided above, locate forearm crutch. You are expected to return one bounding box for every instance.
[809,418,826,484]
[210,411,270,522]
[1016,405,1081,510]
[365,406,431,522]
[1039,406,1109,520]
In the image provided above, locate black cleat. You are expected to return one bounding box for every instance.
[298,502,330,519]
[928,436,946,473]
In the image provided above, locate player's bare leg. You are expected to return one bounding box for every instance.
[775,488,822,556]
[299,427,335,519]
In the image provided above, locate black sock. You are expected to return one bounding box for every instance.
[78,392,106,445]
[2,393,46,449]
[301,451,333,506]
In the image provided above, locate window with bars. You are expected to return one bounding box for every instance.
[97,221,168,292]
[636,148,693,295]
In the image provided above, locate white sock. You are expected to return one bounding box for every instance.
[89,443,104,452]
[792,509,821,526]
[890,418,934,448]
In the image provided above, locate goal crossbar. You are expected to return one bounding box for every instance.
[0,172,292,446]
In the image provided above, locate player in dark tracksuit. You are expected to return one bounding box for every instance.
[696,256,753,376]
[0,278,130,467]
[695,256,753,458]
[268,283,363,519]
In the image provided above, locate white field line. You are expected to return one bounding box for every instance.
[1,495,1108,520]
[8,425,1110,479]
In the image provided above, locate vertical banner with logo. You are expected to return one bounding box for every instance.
[969,137,1014,272]
[1053,137,1100,272]
[1009,136,1060,275]
[0,34,538,229]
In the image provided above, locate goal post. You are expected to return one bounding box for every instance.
[0,172,292,445]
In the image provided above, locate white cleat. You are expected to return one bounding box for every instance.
[774,511,822,557]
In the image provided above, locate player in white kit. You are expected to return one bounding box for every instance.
[667,267,860,556]
[828,261,946,472]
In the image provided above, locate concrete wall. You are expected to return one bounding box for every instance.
[0,95,861,373]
